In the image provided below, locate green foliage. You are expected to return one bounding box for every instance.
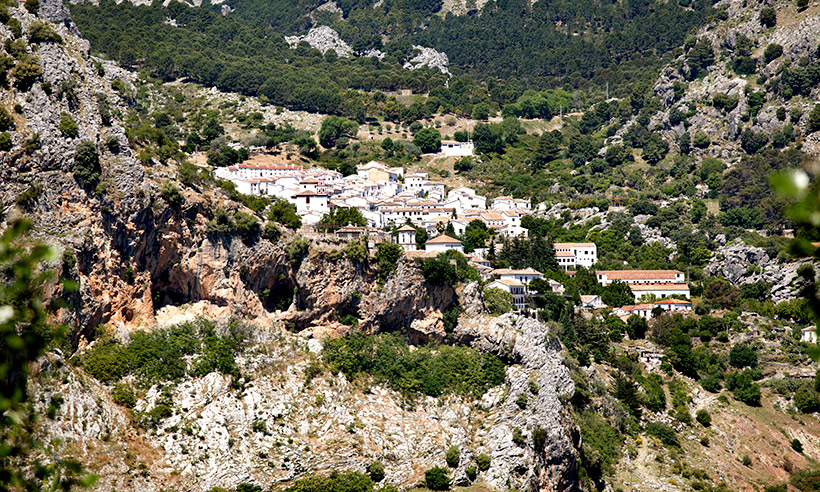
[24,0,38,13]
[483,286,513,315]
[235,211,261,243]
[792,439,803,453]
[809,105,820,134]
[80,319,248,384]
[318,207,367,232]
[420,251,478,286]
[742,455,752,466]
[515,393,528,409]
[601,281,634,308]
[59,112,79,138]
[0,106,14,132]
[345,240,368,263]
[425,467,450,491]
[321,332,506,399]
[368,461,385,482]
[287,236,310,267]
[319,116,358,148]
[686,39,714,78]
[284,471,375,492]
[759,6,776,27]
[695,409,711,427]
[445,446,460,467]
[645,422,678,446]
[725,369,761,406]
[15,184,42,209]
[793,385,819,413]
[375,242,402,282]
[0,132,11,151]
[577,411,624,481]
[72,141,101,191]
[642,373,666,412]
[269,199,301,229]
[28,21,62,44]
[160,180,183,208]
[111,383,136,408]
[763,44,783,64]
[475,453,491,471]
[729,344,757,368]
[414,128,441,153]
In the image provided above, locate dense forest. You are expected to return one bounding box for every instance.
[69,0,719,115]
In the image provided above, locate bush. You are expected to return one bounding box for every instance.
[475,453,491,471]
[0,132,11,151]
[345,240,368,263]
[72,141,101,191]
[368,460,385,482]
[764,44,783,64]
[424,467,450,491]
[24,0,38,13]
[793,386,819,413]
[375,242,402,282]
[160,181,183,208]
[484,286,513,315]
[792,439,803,453]
[28,21,62,44]
[235,211,260,243]
[413,128,441,153]
[111,383,136,408]
[268,199,301,229]
[695,409,711,427]
[59,112,79,138]
[692,131,710,148]
[729,344,758,368]
[516,393,528,409]
[645,422,678,446]
[445,446,460,468]
[791,468,820,492]
[288,236,310,267]
[0,106,14,132]
[760,6,776,27]
[742,455,752,466]
[465,466,477,481]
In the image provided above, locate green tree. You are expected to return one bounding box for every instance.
[686,39,715,77]
[413,128,441,153]
[729,344,758,368]
[695,409,711,426]
[375,242,402,282]
[59,112,79,138]
[471,102,490,120]
[601,281,634,308]
[72,141,101,191]
[760,6,776,27]
[794,386,819,413]
[808,105,820,134]
[11,54,42,90]
[318,207,367,232]
[445,446,460,467]
[626,314,648,339]
[484,286,513,315]
[0,106,14,131]
[425,467,451,491]
[764,44,783,63]
[318,116,358,148]
[533,130,562,169]
[268,199,301,229]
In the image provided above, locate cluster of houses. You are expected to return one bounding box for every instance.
[214,160,532,235]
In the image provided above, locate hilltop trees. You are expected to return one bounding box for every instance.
[319,116,358,149]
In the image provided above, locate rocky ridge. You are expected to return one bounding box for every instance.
[31,313,578,492]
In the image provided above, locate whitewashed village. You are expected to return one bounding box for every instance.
[215,157,702,321]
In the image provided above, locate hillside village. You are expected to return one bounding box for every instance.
[214,155,705,320]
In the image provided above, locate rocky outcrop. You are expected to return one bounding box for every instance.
[704,239,806,303]
[31,314,578,492]
[403,45,451,75]
[285,26,354,57]
[454,314,578,492]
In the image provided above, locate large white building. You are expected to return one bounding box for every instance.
[396,225,417,251]
[596,270,686,286]
[630,283,691,302]
[440,140,474,157]
[554,243,597,270]
[425,235,464,253]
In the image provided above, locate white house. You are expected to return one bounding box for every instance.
[292,190,329,215]
[440,140,474,157]
[655,298,692,312]
[616,303,655,319]
[596,270,686,286]
[630,283,691,302]
[553,243,598,270]
[486,279,529,311]
[425,235,463,253]
[577,295,605,309]
[802,327,818,343]
[396,225,417,251]
[492,267,544,285]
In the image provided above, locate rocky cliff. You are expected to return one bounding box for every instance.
[30,313,579,492]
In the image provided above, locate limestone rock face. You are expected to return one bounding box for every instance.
[285,26,354,57]
[704,240,806,304]
[403,45,451,75]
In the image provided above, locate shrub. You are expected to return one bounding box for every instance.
[235,211,260,243]
[15,184,41,208]
[760,6,776,27]
[0,132,11,151]
[645,422,678,446]
[484,286,513,315]
[0,106,13,132]
[28,21,62,44]
[345,240,368,263]
[692,131,710,149]
[72,141,101,191]
[424,466,450,491]
[729,344,758,368]
[375,242,402,282]
[465,466,477,481]
[368,460,385,482]
[287,236,310,267]
[111,383,136,408]
[445,446,460,468]
[268,199,301,229]
[791,468,820,492]
[809,105,820,134]
[764,44,783,64]
[792,439,803,453]
[59,112,79,138]
[515,393,528,409]
[512,428,526,446]
[695,409,711,427]
[160,181,183,208]
[742,455,752,466]
[476,453,491,471]
[793,386,819,413]
[24,0,38,13]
